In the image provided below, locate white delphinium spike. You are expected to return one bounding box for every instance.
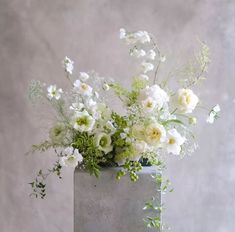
[69,103,84,111]
[130,48,146,58]
[141,61,154,73]
[62,56,74,74]
[47,85,63,100]
[146,50,156,60]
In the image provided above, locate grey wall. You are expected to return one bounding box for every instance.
[0,0,234,231]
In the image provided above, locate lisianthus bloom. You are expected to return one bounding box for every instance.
[47,85,63,100]
[59,147,83,168]
[207,104,220,124]
[176,88,199,113]
[165,129,185,155]
[49,124,67,144]
[95,133,113,154]
[72,110,95,132]
[73,80,93,97]
[145,122,166,146]
[62,56,74,74]
[139,84,169,110]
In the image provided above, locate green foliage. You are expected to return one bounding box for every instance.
[29,161,62,199]
[109,83,129,99]
[131,77,147,92]
[28,80,44,103]
[116,160,142,182]
[27,140,54,155]
[161,119,184,127]
[72,132,103,177]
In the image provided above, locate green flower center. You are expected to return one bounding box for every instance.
[76,116,89,126]
[100,136,108,147]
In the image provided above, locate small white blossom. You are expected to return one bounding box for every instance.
[72,110,95,132]
[130,48,146,58]
[176,89,199,113]
[59,147,83,168]
[119,28,126,39]
[120,28,150,44]
[146,50,156,60]
[79,72,89,81]
[138,74,149,81]
[74,80,93,97]
[103,83,110,91]
[47,85,63,100]
[62,56,74,74]
[70,102,84,111]
[134,30,151,43]
[105,121,116,134]
[141,61,154,73]
[165,129,186,155]
[160,55,166,62]
[120,133,127,139]
[207,104,220,124]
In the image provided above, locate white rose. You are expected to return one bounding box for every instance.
[176,88,199,113]
[139,85,169,110]
[145,122,166,146]
[165,129,185,155]
[141,97,157,113]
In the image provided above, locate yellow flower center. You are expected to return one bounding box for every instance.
[149,128,161,142]
[81,83,88,90]
[168,138,176,145]
[146,101,153,108]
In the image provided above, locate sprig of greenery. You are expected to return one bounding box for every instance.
[29,161,62,199]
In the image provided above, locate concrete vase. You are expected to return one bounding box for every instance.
[74,167,161,232]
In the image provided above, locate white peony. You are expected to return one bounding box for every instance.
[141,61,154,73]
[139,84,169,110]
[72,110,95,132]
[79,72,89,81]
[146,50,156,60]
[62,56,74,74]
[165,129,185,155]
[145,122,166,146]
[95,133,113,154]
[141,97,157,113]
[176,88,199,113]
[59,147,83,168]
[74,80,93,97]
[206,104,220,124]
[47,85,63,100]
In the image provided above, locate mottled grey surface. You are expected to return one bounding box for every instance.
[74,167,161,232]
[0,0,235,232]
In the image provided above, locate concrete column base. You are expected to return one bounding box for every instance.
[74,167,161,232]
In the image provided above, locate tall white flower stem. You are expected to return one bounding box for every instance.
[149,34,162,85]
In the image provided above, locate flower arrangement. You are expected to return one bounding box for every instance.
[28,28,220,229]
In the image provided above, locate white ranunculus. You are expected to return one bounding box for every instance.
[79,72,89,81]
[60,147,83,168]
[95,133,113,154]
[146,49,156,60]
[47,85,63,100]
[130,48,146,58]
[62,56,74,74]
[141,97,157,113]
[73,80,93,97]
[69,102,84,111]
[206,104,220,124]
[176,89,199,113]
[141,61,154,73]
[165,129,185,155]
[72,110,95,132]
[139,84,169,110]
[145,122,166,146]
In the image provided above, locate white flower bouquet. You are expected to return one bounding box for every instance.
[28,28,219,229]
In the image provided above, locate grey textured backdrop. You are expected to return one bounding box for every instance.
[0,0,234,231]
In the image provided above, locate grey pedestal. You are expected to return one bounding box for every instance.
[74,167,161,232]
